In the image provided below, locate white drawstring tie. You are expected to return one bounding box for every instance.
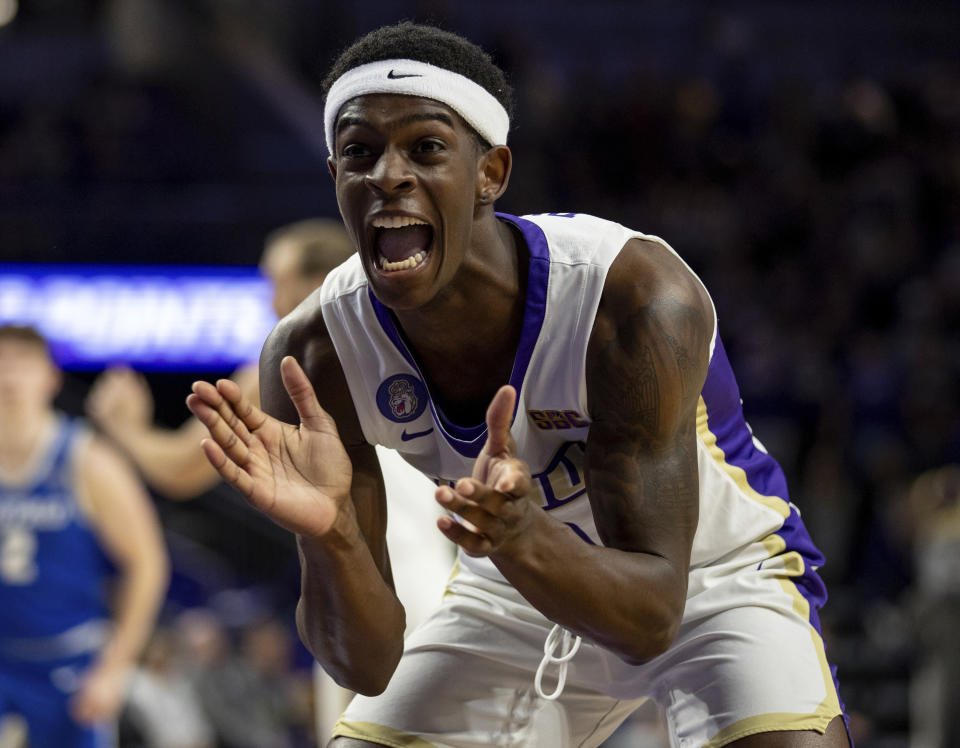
[534,624,582,700]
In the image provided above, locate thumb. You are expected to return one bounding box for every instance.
[483,385,517,456]
[279,356,334,431]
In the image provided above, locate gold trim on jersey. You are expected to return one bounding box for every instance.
[696,397,790,519]
[701,534,843,747]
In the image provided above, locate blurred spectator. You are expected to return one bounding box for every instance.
[189,617,299,748]
[904,465,960,748]
[124,627,215,748]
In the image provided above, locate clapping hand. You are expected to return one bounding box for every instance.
[435,385,537,557]
[186,356,354,537]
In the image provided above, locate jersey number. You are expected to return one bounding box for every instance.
[1,528,38,584]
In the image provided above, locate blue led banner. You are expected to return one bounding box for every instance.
[0,264,277,370]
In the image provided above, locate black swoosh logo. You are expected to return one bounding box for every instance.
[388,70,423,79]
[401,427,434,441]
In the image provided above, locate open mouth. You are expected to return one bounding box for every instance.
[372,215,433,272]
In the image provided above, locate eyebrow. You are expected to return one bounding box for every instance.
[335,110,456,137]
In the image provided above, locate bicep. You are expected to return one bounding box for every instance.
[585,240,712,562]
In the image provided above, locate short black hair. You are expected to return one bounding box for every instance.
[322,22,514,145]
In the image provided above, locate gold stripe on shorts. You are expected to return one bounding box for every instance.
[702,536,842,747]
[333,719,441,748]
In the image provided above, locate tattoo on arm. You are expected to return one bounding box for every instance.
[661,330,693,396]
[626,345,659,434]
[586,290,709,553]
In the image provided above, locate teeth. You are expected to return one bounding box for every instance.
[380,251,426,272]
[372,215,428,229]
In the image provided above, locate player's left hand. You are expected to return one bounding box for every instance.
[435,385,538,557]
[69,661,129,725]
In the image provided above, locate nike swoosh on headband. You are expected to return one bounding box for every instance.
[387,70,423,79]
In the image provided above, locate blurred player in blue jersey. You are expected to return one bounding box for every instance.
[186,23,851,748]
[0,325,169,747]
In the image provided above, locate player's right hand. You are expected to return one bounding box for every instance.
[185,356,354,538]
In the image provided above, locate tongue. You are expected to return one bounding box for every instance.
[377,225,432,262]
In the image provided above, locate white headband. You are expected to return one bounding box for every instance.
[323,58,509,155]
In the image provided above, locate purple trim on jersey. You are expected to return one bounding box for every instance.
[777,505,848,727]
[701,336,790,502]
[774,506,827,625]
[366,213,550,458]
[704,336,846,723]
[703,337,827,591]
[368,293,417,371]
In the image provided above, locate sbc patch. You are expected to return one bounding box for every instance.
[376,373,428,423]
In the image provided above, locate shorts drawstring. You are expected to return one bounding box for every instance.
[534,624,581,700]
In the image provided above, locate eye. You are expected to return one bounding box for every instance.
[341,143,372,159]
[415,139,445,155]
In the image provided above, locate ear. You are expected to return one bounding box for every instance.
[476,145,512,206]
[327,156,338,181]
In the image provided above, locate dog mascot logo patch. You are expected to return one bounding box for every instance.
[376,374,428,423]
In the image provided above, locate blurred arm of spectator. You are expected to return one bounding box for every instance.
[87,363,259,499]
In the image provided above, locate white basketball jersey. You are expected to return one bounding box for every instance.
[320,213,826,604]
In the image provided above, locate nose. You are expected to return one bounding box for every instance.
[364,147,414,195]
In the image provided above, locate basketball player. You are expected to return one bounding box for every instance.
[186,23,851,748]
[0,325,169,747]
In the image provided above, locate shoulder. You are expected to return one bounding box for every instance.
[262,290,330,366]
[518,212,631,264]
[585,236,714,437]
[73,430,144,516]
[262,289,350,393]
[74,430,134,480]
[596,237,713,334]
[259,290,366,445]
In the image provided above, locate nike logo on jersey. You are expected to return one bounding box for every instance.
[387,70,423,79]
[401,427,434,441]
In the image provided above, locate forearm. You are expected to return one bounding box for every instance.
[295,526,405,695]
[96,554,170,674]
[491,510,687,664]
[108,425,219,498]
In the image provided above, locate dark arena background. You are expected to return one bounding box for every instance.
[1,1,958,746]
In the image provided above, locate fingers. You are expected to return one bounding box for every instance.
[186,382,254,466]
[484,385,517,457]
[437,514,494,556]
[215,378,268,434]
[435,479,520,553]
[280,356,335,432]
[486,456,532,497]
[199,438,256,499]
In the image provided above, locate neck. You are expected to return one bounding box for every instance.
[396,215,524,357]
[392,215,528,423]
